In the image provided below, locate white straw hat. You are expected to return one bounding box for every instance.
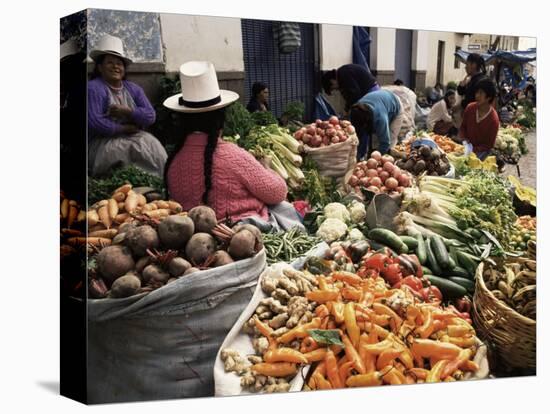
[89,34,133,65]
[60,38,80,61]
[163,61,239,113]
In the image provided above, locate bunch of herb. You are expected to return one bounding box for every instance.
[88,165,165,205]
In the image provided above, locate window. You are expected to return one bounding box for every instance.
[454,46,461,69]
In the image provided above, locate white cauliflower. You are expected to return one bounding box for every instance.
[316,218,348,243]
[348,201,367,224]
[348,228,366,241]
[324,203,350,223]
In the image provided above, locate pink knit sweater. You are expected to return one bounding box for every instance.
[166,132,288,222]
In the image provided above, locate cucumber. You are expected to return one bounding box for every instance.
[426,275,468,298]
[448,266,473,280]
[456,251,479,275]
[369,228,408,254]
[426,238,442,275]
[448,256,457,270]
[448,276,475,293]
[422,266,433,275]
[369,240,386,250]
[449,246,458,264]
[416,234,427,265]
[466,228,482,239]
[399,236,419,250]
[430,235,450,269]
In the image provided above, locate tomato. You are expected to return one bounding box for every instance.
[420,286,443,302]
[400,276,423,292]
[381,263,403,286]
[406,254,423,278]
[363,253,391,271]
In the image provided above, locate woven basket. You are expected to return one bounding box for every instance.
[472,261,536,370]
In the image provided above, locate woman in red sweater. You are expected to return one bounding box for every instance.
[459,78,500,160]
[163,62,288,223]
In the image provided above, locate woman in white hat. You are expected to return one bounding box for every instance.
[87,34,167,177]
[164,61,288,225]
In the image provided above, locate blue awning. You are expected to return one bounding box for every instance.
[454,48,536,65]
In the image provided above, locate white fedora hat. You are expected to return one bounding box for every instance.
[163,61,239,113]
[90,34,133,64]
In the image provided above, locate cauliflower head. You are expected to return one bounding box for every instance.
[316,218,348,243]
[348,201,367,224]
[323,203,350,222]
[348,228,366,241]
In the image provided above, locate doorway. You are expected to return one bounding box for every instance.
[436,40,445,85]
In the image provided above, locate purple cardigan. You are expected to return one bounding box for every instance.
[88,78,156,137]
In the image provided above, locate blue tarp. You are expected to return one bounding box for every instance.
[352,27,372,69]
[454,48,536,65]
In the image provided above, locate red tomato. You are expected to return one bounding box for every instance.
[400,276,423,292]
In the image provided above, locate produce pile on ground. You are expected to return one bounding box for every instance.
[86,194,264,299]
[88,165,165,205]
[293,116,356,148]
[393,133,464,156]
[509,216,536,253]
[314,201,367,244]
[220,254,482,393]
[346,151,413,197]
[481,257,536,320]
[398,171,517,250]
[494,126,528,164]
[395,144,451,177]
[263,227,322,265]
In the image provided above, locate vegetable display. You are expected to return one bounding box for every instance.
[293,116,356,148]
[220,260,482,393]
[347,152,413,197]
[482,258,536,320]
[395,144,451,176]
[263,227,322,265]
[85,186,264,299]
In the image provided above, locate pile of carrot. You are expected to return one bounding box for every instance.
[250,271,480,390]
[431,134,464,154]
[63,184,184,250]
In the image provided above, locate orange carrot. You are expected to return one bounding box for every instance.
[113,183,132,194]
[61,198,70,219]
[124,191,139,213]
[97,205,112,229]
[86,210,99,227]
[88,229,118,239]
[251,362,297,377]
[108,199,119,220]
[112,192,126,202]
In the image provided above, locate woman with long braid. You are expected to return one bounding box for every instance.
[163,62,287,222]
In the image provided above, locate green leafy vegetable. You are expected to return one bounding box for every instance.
[307,329,345,347]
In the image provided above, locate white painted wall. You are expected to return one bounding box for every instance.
[160,14,244,73]
[320,24,353,70]
[518,37,537,50]
[425,31,469,87]
[412,30,429,71]
[369,28,396,72]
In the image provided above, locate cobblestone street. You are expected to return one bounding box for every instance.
[502,129,536,189]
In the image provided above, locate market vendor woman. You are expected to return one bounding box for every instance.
[87,34,167,177]
[246,82,270,113]
[164,61,288,224]
[459,78,500,160]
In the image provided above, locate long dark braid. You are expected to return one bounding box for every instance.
[164,108,226,204]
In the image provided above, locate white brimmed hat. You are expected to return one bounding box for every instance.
[89,34,133,65]
[163,61,239,113]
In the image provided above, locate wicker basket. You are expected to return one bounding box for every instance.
[472,261,536,371]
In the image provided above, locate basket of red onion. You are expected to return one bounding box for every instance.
[345,151,413,199]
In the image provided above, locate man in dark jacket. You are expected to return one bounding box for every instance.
[322,64,380,112]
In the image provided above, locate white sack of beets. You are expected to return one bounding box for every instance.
[85,248,266,403]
